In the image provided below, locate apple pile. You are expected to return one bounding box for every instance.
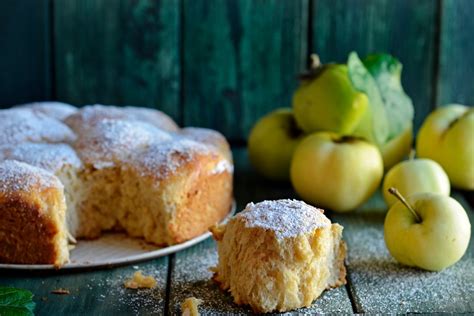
[249,52,414,211]
[248,52,472,271]
[382,105,472,271]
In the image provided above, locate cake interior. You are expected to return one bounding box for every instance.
[50,153,232,247]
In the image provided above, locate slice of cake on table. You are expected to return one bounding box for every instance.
[211,199,346,313]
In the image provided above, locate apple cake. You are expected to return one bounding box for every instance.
[0,103,233,266]
[211,199,346,313]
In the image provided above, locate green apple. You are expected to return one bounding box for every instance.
[384,188,471,271]
[417,105,474,190]
[248,108,304,181]
[383,158,450,207]
[290,132,383,212]
[380,124,413,170]
[293,64,369,134]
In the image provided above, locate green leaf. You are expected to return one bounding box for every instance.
[0,286,36,316]
[363,53,414,140]
[347,52,389,146]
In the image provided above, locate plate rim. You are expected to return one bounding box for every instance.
[0,201,236,271]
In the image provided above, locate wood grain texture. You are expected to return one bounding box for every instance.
[182,0,308,141]
[0,257,168,315]
[0,0,51,107]
[437,0,474,106]
[54,0,181,122]
[332,191,474,313]
[312,0,438,129]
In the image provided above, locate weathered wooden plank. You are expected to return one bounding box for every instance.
[0,257,168,315]
[54,0,181,122]
[332,191,474,313]
[312,0,438,129]
[169,148,353,314]
[437,0,474,106]
[182,0,308,141]
[0,0,51,107]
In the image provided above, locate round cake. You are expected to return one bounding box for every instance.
[0,103,233,266]
[211,199,346,313]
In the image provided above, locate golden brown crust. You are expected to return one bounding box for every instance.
[123,144,233,245]
[180,127,232,163]
[0,190,65,265]
[168,170,233,244]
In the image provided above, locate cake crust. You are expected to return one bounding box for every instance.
[0,161,68,266]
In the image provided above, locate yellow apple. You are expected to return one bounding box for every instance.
[248,108,304,181]
[417,105,474,190]
[383,158,450,207]
[290,132,383,212]
[292,64,369,135]
[380,124,413,170]
[384,188,471,271]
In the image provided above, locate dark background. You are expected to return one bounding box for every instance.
[0,0,473,143]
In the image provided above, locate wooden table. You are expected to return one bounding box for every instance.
[1,148,473,315]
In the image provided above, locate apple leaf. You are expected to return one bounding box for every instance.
[363,53,414,140]
[0,286,36,316]
[347,52,389,146]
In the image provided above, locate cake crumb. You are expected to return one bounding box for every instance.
[181,297,203,316]
[51,288,70,295]
[124,271,157,289]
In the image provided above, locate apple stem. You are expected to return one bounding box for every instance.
[388,187,422,223]
[409,149,416,160]
[310,54,321,70]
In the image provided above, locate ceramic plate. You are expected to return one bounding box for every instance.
[0,202,235,270]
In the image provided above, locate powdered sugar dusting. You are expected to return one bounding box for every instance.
[180,127,227,148]
[211,159,234,174]
[131,136,212,179]
[0,108,76,145]
[0,143,81,173]
[238,199,330,239]
[75,119,172,168]
[16,102,78,121]
[0,160,62,194]
[65,104,178,132]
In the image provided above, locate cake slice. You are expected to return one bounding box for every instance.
[0,160,68,266]
[211,199,346,313]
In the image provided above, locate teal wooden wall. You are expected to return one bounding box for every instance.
[0,0,473,142]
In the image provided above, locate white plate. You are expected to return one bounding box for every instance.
[0,202,236,270]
